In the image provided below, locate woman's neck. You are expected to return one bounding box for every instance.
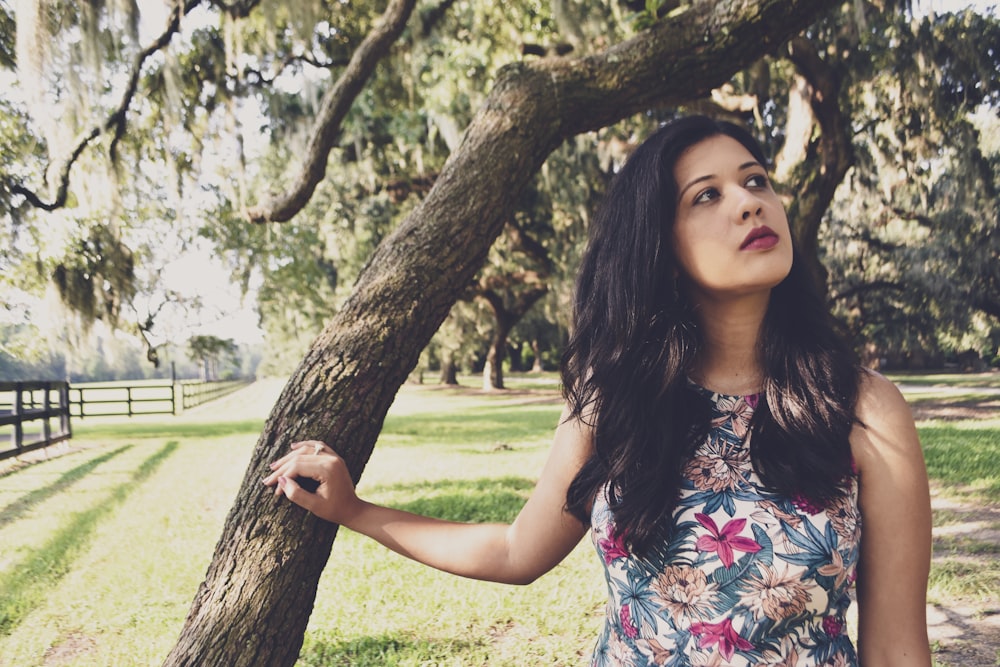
[688,292,769,395]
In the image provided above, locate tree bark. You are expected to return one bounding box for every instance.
[779,36,855,290]
[164,2,839,665]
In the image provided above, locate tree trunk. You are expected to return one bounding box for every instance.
[164,3,839,665]
[531,339,544,372]
[779,36,855,291]
[482,322,511,391]
[439,354,458,385]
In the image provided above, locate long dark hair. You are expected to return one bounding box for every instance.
[561,115,859,555]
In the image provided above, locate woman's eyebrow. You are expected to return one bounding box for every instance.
[678,174,715,200]
[678,161,764,200]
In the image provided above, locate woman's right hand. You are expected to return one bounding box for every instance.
[262,440,362,526]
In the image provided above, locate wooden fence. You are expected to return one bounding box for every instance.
[68,382,177,418]
[0,381,72,461]
[176,379,253,411]
[68,378,254,418]
[1,378,253,461]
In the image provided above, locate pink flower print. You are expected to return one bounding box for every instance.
[689,618,754,661]
[620,603,639,638]
[791,493,824,515]
[745,393,759,409]
[695,513,762,568]
[599,529,629,564]
[822,615,844,637]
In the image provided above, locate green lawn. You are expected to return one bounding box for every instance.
[0,373,996,665]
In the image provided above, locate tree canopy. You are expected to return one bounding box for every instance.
[2,0,997,383]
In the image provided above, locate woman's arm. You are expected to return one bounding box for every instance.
[851,370,932,666]
[262,405,593,585]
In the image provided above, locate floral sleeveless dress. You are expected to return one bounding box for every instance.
[589,386,861,666]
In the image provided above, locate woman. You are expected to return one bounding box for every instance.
[264,115,931,666]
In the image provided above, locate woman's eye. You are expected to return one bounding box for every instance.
[694,188,719,204]
[746,174,769,188]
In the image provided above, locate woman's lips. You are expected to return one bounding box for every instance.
[740,225,779,250]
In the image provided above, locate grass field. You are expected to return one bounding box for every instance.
[0,372,997,666]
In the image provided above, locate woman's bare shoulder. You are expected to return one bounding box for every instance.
[851,368,923,472]
[855,368,911,422]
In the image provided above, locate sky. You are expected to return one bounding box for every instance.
[158,246,264,347]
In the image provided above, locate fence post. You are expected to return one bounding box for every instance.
[13,382,23,455]
[43,384,52,445]
[61,383,72,439]
[73,385,84,420]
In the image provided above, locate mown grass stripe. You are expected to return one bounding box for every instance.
[0,441,179,636]
[0,445,133,529]
[920,426,1000,502]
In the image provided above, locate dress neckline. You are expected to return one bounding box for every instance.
[685,376,763,402]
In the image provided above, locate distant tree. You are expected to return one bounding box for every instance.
[186,335,239,381]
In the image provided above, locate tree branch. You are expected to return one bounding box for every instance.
[242,53,353,88]
[830,279,905,303]
[505,221,553,275]
[890,207,934,228]
[244,0,419,223]
[11,0,201,211]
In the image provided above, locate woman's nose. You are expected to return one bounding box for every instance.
[739,193,763,221]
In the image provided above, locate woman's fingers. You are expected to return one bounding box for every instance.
[290,440,327,455]
[267,440,329,473]
[275,475,319,513]
[263,447,359,524]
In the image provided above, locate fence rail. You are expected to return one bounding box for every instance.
[179,379,253,411]
[0,381,72,461]
[69,378,254,418]
[69,382,176,418]
[1,378,253,461]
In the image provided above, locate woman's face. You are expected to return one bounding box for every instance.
[671,134,793,303]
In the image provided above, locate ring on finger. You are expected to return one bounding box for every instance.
[313,443,323,455]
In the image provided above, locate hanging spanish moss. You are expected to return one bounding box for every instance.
[51,223,136,330]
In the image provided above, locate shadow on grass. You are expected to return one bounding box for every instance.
[0,445,133,529]
[370,477,536,523]
[299,632,489,667]
[920,426,1000,502]
[928,602,1000,667]
[909,394,1000,421]
[0,441,179,636]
